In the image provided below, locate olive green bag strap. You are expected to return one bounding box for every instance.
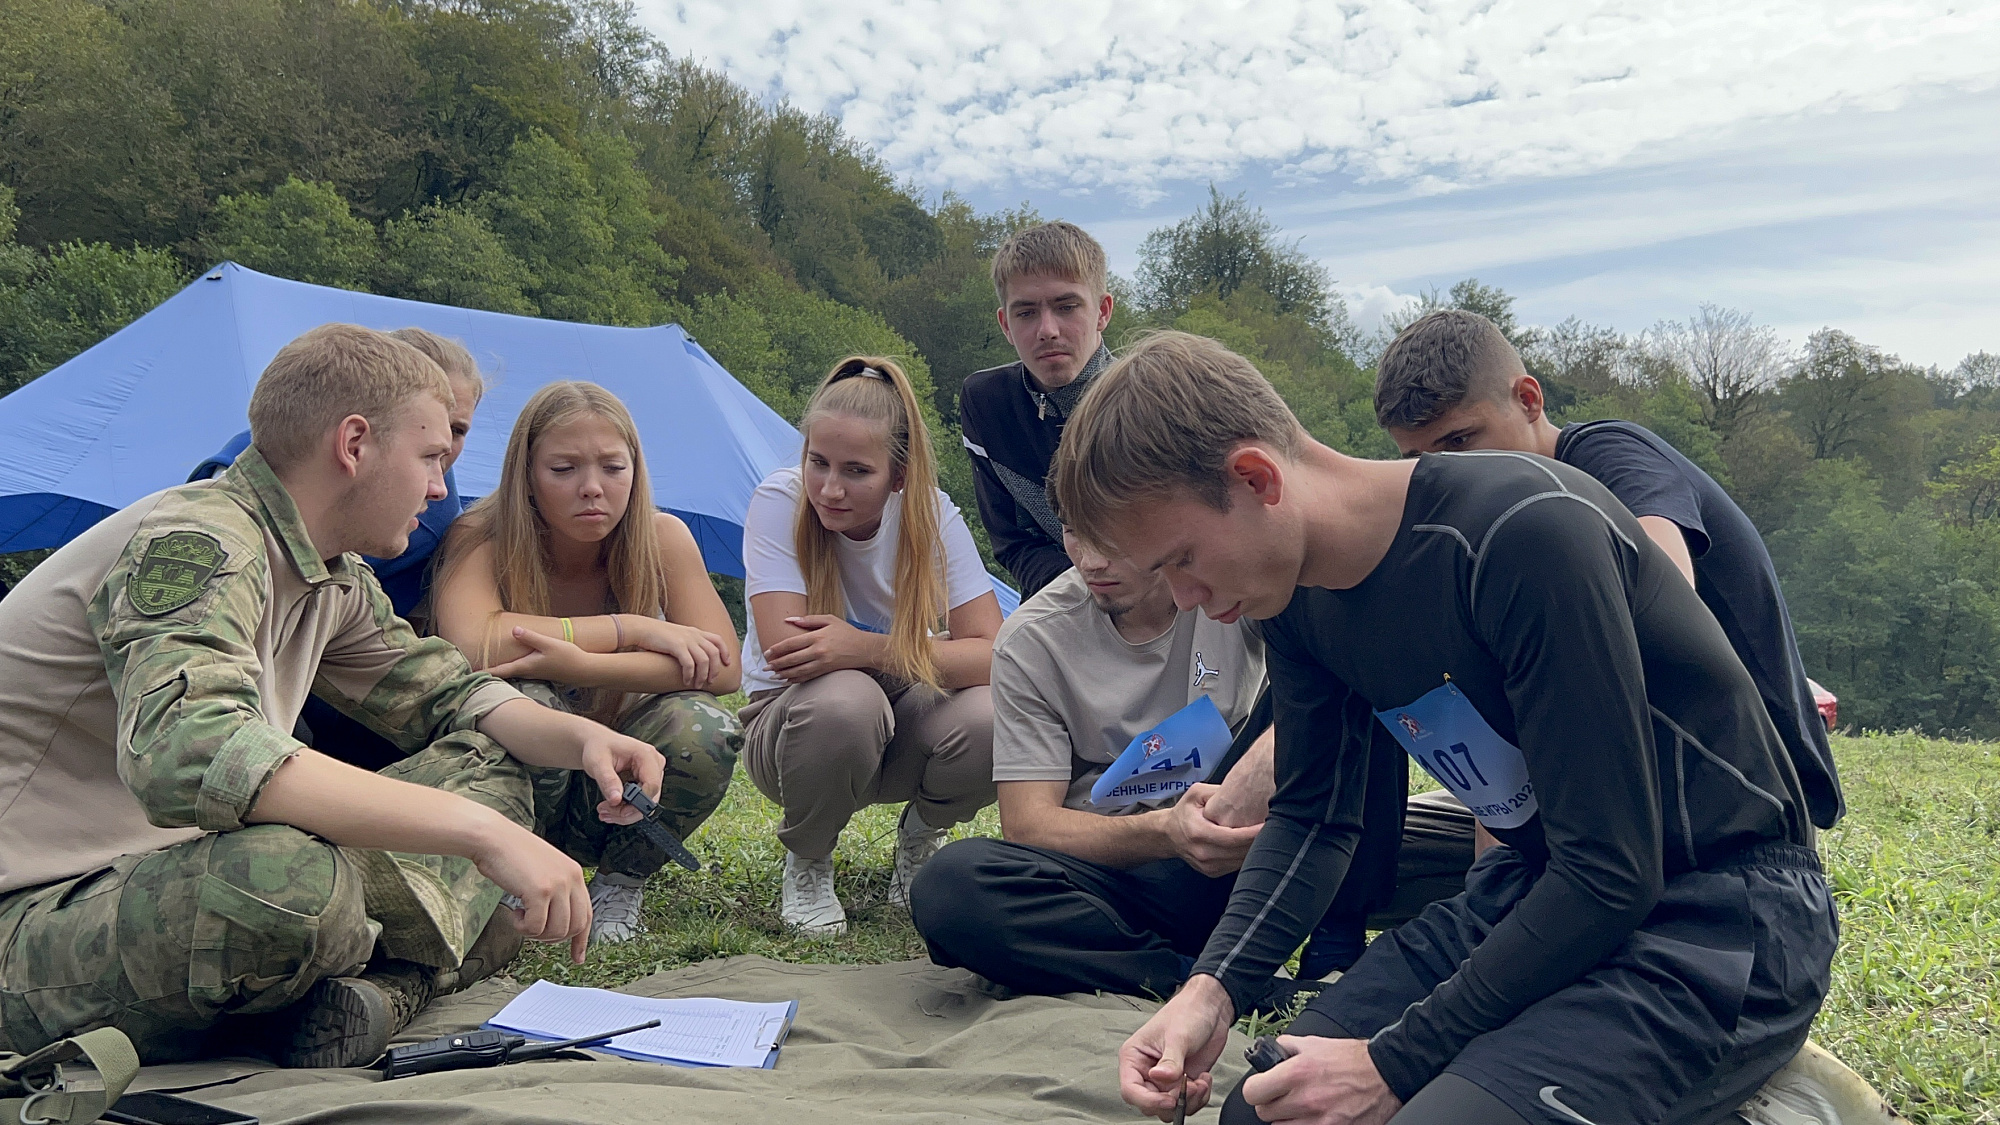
[0,1027,141,1123]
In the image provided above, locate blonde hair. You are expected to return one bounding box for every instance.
[795,356,947,689]
[248,323,452,471]
[1052,331,1303,546]
[387,327,486,402]
[990,221,1107,305]
[439,382,668,707]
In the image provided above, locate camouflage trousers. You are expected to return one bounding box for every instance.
[0,731,531,1060]
[512,682,740,879]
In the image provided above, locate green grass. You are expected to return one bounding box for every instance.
[1813,732,1999,1123]
[517,732,2000,1123]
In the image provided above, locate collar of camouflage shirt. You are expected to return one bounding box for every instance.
[214,444,362,588]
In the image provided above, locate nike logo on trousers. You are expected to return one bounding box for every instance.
[1539,1086,1602,1125]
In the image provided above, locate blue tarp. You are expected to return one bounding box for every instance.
[0,262,1020,613]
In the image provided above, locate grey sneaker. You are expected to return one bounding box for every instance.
[781,851,846,937]
[1738,1039,1904,1124]
[588,871,647,945]
[888,803,947,909]
[279,962,432,1068]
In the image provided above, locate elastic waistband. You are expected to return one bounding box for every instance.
[1708,840,1822,875]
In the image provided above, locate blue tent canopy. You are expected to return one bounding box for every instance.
[0,262,1019,613]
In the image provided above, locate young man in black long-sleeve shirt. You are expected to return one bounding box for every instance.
[1052,332,1836,1125]
[958,222,1114,597]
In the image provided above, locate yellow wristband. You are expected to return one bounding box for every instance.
[560,617,574,644]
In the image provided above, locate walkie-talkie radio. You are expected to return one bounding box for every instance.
[379,1019,661,1079]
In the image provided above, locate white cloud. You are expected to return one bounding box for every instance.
[641,0,2000,198]
[1262,92,2000,366]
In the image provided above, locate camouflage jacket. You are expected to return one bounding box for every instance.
[0,445,522,893]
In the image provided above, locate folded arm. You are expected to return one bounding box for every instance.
[432,515,739,694]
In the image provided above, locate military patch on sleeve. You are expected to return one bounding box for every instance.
[129,530,227,616]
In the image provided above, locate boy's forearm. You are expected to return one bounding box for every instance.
[476,697,591,771]
[1005,802,1175,867]
[246,747,513,859]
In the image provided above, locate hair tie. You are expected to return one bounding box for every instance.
[837,363,889,383]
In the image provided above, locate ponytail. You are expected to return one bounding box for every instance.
[793,356,946,688]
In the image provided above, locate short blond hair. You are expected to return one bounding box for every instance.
[388,327,485,402]
[248,323,452,471]
[991,221,1107,305]
[1052,331,1303,544]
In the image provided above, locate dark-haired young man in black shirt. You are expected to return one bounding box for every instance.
[1374,309,1843,832]
[1052,331,1836,1125]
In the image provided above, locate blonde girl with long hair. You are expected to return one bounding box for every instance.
[739,356,1003,936]
[432,381,743,945]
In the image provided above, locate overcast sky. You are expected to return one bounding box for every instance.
[637,0,1999,368]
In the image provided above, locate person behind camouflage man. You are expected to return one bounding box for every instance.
[430,380,744,946]
[958,221,1116,597]
[0,324,666,1068]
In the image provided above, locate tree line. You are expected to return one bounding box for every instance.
[4,0,1996,736]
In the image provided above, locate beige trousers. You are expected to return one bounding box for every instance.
[741,670,995,860]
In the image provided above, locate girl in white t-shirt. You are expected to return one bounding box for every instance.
[740,355,1002,936]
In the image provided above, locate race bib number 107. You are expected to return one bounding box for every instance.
[1374,681,1539,829]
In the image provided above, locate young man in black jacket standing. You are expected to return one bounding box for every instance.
[959,221,1114,597]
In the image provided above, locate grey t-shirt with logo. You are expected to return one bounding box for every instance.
[990,568,1267,814]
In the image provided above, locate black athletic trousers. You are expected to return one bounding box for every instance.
[1220,841,1835,1125]
[910,793,1477,1000]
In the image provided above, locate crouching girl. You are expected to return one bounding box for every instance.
[740,356,1001,936]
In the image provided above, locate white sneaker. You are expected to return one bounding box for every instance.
[1737,1040,1903,1125]
[587,872,646,945]
[888,803,948,909]
[782,851,846,937]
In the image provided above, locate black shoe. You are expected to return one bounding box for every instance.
[278,962,434,1068]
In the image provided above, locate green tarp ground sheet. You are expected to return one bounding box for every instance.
[122,957,1257,1123]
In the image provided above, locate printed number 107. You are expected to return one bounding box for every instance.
[1432,742,1488,790]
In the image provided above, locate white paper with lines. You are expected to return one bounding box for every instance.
[486,979,796,1068]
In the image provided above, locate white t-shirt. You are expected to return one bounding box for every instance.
[740,466,994,694]
[991,568,1266,813]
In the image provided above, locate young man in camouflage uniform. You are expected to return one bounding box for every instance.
[0,324,666,1068]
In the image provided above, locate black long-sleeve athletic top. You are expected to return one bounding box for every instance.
[1191,451,1813,1099]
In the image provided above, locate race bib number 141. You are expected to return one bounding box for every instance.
[1089,695,1231,809]
[1374,681,1539,829]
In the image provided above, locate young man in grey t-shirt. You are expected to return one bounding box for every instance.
[910,532,1472,1000]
